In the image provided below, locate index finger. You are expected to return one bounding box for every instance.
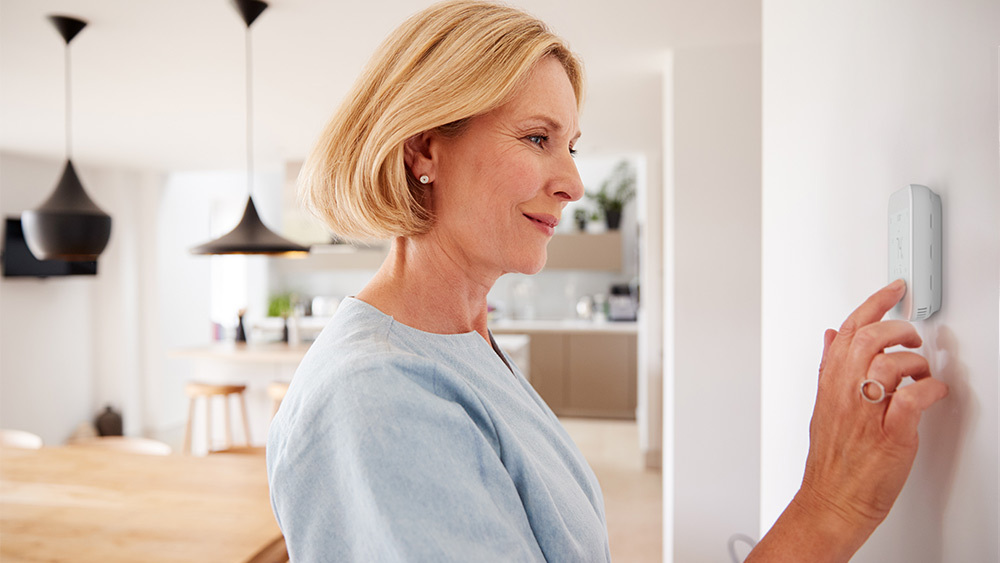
[839,279,907,337]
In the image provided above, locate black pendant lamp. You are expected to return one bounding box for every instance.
[191,0,308,256]
[21,16,112,261]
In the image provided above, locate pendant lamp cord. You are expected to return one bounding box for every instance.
[65,44,72,160]
[245,27,254,199]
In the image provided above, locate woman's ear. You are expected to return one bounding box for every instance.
[403,131,435,181]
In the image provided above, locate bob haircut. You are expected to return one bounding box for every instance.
[299,0,584,241]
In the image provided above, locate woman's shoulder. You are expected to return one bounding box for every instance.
[269,304,501,461]
[289,298,470,405]
[277,297,500,438]
[296,338,440,397]
[297,296,488,387]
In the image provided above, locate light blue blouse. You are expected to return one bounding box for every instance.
[266,297,611,562]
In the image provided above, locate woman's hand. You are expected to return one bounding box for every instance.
[749,280,949,562]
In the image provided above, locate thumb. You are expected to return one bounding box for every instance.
[883,377,949,444]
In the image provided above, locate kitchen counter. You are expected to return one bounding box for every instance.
[171,341,313,364]
[171,334,532,363]
[489,319,638,335]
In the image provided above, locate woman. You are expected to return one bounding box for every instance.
[267,2,949,561]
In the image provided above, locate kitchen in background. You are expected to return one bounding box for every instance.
[0,0,665,472]
[189,154,647,428]
[260,156,643,323]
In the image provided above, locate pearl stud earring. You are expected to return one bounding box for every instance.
[419,175,430,184]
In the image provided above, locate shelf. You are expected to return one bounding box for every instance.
[543,231,622,271]
[278,244,389,271]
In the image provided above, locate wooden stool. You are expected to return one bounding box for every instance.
[267,381,290,418]
[183,383,251,454]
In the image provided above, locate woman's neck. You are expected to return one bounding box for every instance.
[355,236,498,342]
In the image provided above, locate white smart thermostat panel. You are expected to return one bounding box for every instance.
[888,184,942,321]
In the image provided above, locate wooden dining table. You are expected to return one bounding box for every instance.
[0,445,284,562]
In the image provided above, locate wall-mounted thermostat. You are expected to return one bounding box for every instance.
[888,184,942,321]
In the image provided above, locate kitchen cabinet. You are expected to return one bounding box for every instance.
[565,333,636,418]
[492,325,637,419]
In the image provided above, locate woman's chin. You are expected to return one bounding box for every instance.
[515,251,547,275]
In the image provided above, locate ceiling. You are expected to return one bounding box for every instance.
[0,0,759,172]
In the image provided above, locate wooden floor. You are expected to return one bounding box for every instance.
[560,417,663,563]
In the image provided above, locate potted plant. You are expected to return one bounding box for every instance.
[587,161,636,230]
[585,210,606,234]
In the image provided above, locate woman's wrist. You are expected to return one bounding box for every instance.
[747,487,875,563]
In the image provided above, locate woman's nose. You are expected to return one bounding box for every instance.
[550,154,585,202]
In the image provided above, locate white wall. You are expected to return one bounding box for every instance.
[0,153,155,443]
[144,171,225,436]
[665,44,763,562]
[761,1,999,561]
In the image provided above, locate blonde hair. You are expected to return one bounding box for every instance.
[299,0,584,241]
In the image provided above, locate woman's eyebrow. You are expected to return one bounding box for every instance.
[522,115,582,141]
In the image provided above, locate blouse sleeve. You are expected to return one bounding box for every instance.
[266,355,546,562]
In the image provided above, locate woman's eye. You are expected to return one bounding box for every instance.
[569,146,578,158]
[527,135,548,146]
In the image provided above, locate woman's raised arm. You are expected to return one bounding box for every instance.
[748,279,949,562]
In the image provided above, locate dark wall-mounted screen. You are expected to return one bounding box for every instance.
[1,217,98,278]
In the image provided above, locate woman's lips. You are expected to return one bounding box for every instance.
[524,213,558,236]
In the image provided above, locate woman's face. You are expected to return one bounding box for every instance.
[421,56,584,278]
